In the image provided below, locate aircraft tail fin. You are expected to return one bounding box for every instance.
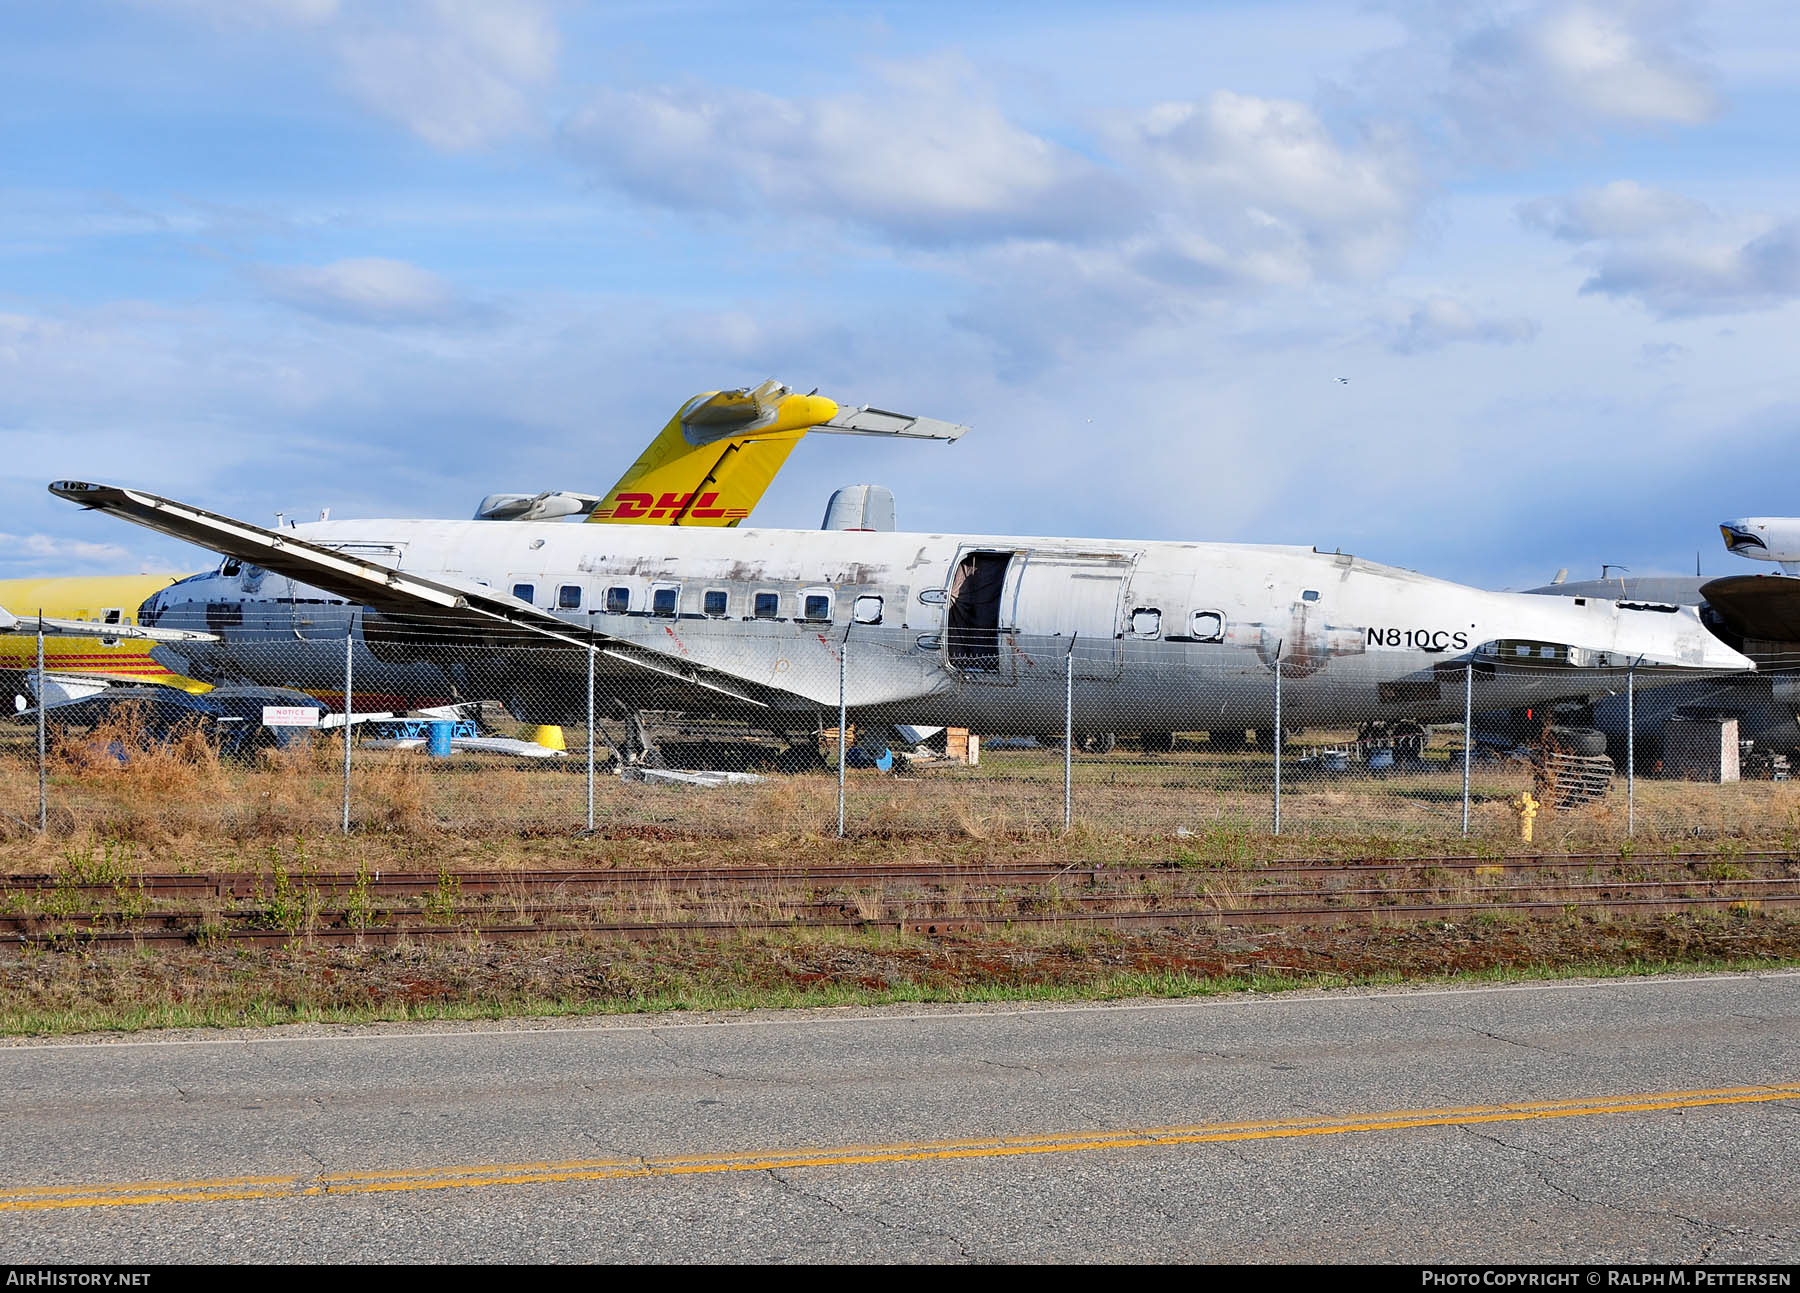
[588,381,967,527]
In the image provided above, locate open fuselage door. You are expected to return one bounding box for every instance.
[939,548,1133,682]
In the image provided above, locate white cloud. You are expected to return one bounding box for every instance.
[255,257,483,326]
[0,532,138,567]
[1518,178,1800,318]
[1581,219,1800,316]
[560,57,1124,246]
[137,0,558,151]
[333,0,558,151]
[563,68,1426,372]
[1389,297,1540,354]
[1347,1,1724,159]
[1517,179,1708,241]
[1118,91,1420,284]
[1530,3,1720,124]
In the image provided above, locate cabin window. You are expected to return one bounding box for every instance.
[1129,608,1162,638]
[1191,611,1224,642]
[1301,589,1320,602]
[511,583,535,604]
[652,585,679,617]
[753,592,780,619]
[605,586,630,614]
[703,590,729,617]
[853,595,884,625]
[802,592,832,623]
[220,558,242,577]
[558,585,583,611]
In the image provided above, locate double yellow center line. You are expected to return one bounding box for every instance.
[6,1082,1796,1213]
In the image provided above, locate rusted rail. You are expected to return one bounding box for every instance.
[10,875,1800,939]
[5,889,1794,952]
[4,850,1794,900]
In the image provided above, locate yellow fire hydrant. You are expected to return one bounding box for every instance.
[1513,790,1539,843]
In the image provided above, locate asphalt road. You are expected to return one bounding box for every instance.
[4,972,1800,1263]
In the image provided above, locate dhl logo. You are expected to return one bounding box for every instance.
[593,492,752,521]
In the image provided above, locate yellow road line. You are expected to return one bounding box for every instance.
[5,1082,1797,1213]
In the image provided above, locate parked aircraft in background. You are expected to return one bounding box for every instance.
[1719,518,1800,575]
[50,480,1750,767]
[0,574,201,704]
[474,380,965,524]
[8,381,962,715]
[1520,517,1800,767]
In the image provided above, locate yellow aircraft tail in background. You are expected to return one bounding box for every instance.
[0,573,209,692]
[587,380,968,526]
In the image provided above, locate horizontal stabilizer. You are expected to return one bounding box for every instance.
[0,604,217,643]
[815,407,970,442]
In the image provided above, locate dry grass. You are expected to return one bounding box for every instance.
[3,715,1800,876]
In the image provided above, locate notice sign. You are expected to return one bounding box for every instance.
[262,705,320,728]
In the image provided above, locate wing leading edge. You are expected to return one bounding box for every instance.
[48,481,807,709]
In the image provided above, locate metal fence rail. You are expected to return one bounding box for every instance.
[2,623,1791,845]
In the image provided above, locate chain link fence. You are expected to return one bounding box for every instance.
[3,621,1796,846]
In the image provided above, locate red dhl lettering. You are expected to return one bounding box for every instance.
[601,492,737,521]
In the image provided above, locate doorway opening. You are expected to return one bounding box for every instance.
[946,552,1012,670]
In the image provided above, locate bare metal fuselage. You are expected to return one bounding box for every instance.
[140,521,1751,732]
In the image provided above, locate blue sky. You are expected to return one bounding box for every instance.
[3,0,1799,589]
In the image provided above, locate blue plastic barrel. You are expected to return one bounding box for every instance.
[426,720,455,757]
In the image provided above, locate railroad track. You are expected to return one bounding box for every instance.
[9,875,1800,937]
[4,856,1798,950]
[5,850,1794,901]
[8,890,1795,951]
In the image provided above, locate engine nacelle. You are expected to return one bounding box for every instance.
[1721,517,1800,571]
[474,491,598,522]
[821,484,897,532]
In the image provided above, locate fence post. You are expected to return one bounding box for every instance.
[341,627,353,835]
[1462,661,1473,837]
[586,638,596,833]
[1063,636,1075,833]
[1626,667,1635,838]
[837,626,849,839]
[1272,660,1282,836]
[36,613,46,833]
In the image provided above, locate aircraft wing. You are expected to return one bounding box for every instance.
[0,605,217,643]
[48,481,797,709]
[1699,574,1800,642]
[50,480,631,650]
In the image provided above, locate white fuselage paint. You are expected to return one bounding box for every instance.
[141,521,1752,732]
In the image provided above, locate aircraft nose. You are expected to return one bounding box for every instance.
[1721,521,1766,553]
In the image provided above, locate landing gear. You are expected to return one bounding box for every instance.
[1357,720,1430,769]
[1074,732,1117,755]
[622,710,666,769]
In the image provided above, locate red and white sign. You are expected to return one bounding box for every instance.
[261,706,320,728]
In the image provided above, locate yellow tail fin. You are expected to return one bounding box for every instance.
[588,382,839,526]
